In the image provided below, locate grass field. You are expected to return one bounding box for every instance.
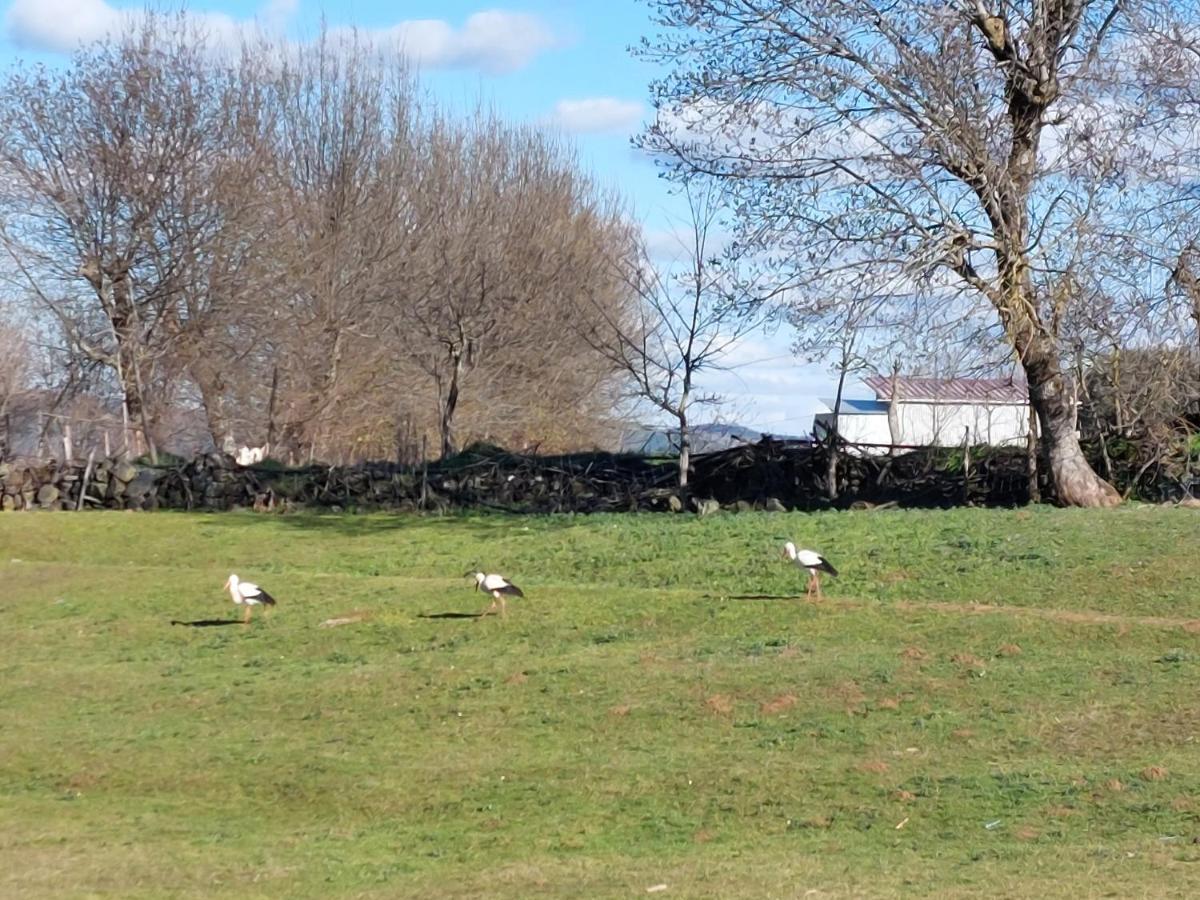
[4,507,1200,898]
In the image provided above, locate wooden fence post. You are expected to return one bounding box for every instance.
[962,426,971,504]
[77,448,96,511]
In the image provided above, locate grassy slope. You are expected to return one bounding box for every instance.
[2,507,1200,898]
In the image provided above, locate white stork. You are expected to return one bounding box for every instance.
[466,570,524,617]
[782,541,838,600]
[223,573,277,624]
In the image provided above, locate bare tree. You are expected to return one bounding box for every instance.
[402,113,634,458]
[0,321,31,455]
[0,15,257,460]
[584,181,764,488]
[0,24,641,465]
[638,0,1200,506]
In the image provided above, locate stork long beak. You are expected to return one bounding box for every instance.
[222,577,232,591]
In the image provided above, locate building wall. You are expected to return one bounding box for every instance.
[814,401,1031,455]
[812,411,893,450]
[896,401,1029,448]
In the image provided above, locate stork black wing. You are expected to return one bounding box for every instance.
[496,582,524,598]
[816,558,838,577]
[254,588,278,606]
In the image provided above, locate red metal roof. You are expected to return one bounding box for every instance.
[863,374,1028,404]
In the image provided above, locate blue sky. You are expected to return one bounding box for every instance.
[0,0,841,434]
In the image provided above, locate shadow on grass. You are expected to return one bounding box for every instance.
[717,594,806,602]
[170,618,244,627]
[195,508,596,539]
[417,611,485,620]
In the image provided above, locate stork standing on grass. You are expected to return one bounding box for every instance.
[466,571,524,617]
[782,541,838,600]
[223,573,277,624]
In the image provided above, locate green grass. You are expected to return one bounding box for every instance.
[3,506,1200,898]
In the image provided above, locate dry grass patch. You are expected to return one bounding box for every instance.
[996,643,1022,657]
[760,693,797,715]
[856,760,890,775]
[1141,765,1170,782]
[705,694,734,715]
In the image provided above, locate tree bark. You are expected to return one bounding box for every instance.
[676,404,690,489]
[1025,401,1041,504]
[825,360,850,501]
[439,347,464,459]
[193,362,235,452]
[1020,333,1120,507]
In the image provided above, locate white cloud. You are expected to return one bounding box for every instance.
[5,0,271,52]
[7,0,128,51]
[347,10,557,75]
[4,0,253,51]
[553,97,643,135]
[3,2,558,75]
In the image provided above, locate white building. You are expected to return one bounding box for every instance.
[813,375,1034,454]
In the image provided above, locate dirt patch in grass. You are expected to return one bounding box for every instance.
[996,643,1022,657]
[1045,805,1078,819]
[705,694,734,716]
[1045,706,1200,756]
[826,680,867,714]
[760,694,797,715]
[900,646,929,661]
[608,704,632,717]
[1141,765,1170,782]
[505,671,528,685]
[857,760,890,775]
[950,652,987,674]
[889,598,1200,633]
[876,697,902,710]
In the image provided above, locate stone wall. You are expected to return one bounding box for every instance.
[0,457,158,511]
[0,440,1048,514]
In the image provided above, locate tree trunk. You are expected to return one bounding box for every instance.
[193,363,235,453]
[267,366,279,450]
[886,362,900,452]
[1025,401,1041,504]
[107,265,150,459]
[826,361,850,501]
[1021,337,1120,507]
[439,348,464,459]
[676,406,690,489]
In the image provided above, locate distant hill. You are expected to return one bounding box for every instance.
[618,423,808,456]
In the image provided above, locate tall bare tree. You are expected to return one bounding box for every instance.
[584,181,763,488]
[402,113,634,458]
[638,0,1200,506]
[0,14,256,459]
